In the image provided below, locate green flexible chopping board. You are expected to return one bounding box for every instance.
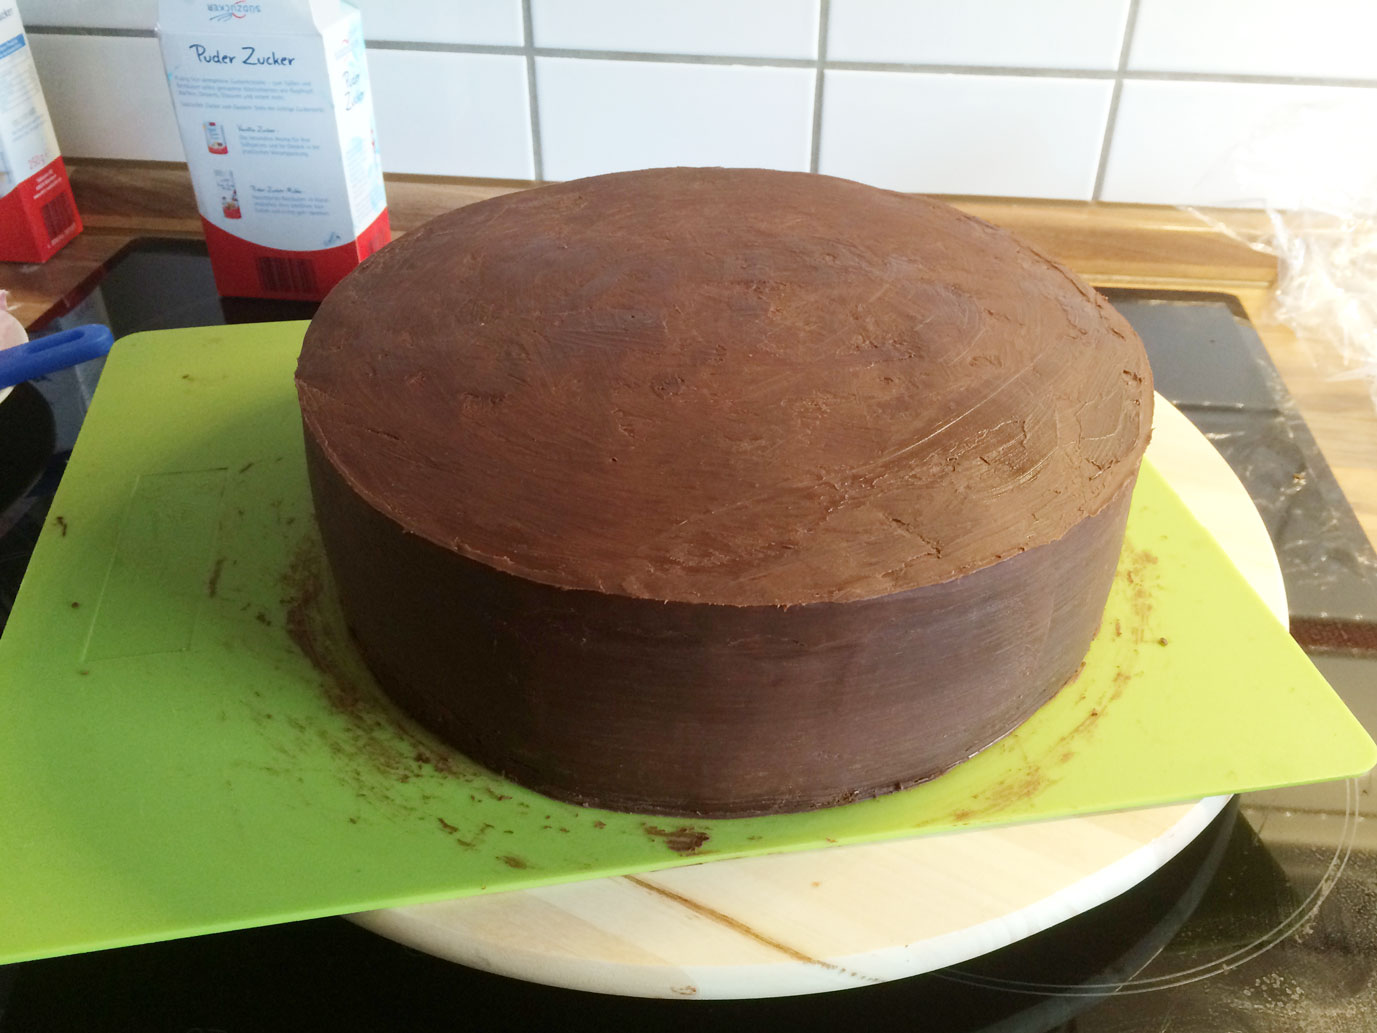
[1,321,1372,965]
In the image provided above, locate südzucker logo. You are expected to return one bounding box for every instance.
[207,1,262,22]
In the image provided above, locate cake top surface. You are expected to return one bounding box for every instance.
[297,167,1151,606]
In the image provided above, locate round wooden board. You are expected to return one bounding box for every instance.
[350,396,1285,999]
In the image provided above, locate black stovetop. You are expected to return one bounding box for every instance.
[1,239,1375,1033]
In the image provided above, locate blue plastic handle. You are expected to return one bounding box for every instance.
[0,323,116,391]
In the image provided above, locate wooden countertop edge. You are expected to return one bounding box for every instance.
[62,160,1282,278]
[4,160,1375,549]
[5,161,1282,325]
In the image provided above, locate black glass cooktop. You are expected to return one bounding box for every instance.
[1,239,1374,1032]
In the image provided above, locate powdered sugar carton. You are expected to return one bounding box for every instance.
[0,4,83,263]
[158,0,389,300]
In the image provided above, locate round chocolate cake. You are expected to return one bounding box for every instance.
[296,167,1152,817]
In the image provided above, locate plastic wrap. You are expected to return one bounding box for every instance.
[1179,103,1377,410]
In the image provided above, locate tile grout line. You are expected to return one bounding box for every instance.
[520,0,544,182]
[26,27,1377,89]
[808,0,830,174]
[363,39,531,57]
[27,25,156,37]
[1091,0,1141,202]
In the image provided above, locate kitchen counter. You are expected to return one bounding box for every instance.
[4,159,1375,550]
[3,161,1377,1031]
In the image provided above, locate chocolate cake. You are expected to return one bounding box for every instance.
[296,167,1153,817]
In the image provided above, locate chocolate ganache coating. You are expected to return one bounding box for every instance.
[297,167,1153,817]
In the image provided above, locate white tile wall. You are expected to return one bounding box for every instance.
[17,0,157,31]
[357,0,523,46]
[827,0,1130,71]
[536,58,814,182]
[1101,80,1377,208]
[820,71,1112,199]
[531,0,820,59]
[370,50,532,179]
[1130,0,1377,82]
[28,34,183,162]
[17,0,526,45]
[15,2,1377,206]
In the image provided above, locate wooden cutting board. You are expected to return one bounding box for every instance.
[0,323,1370,976]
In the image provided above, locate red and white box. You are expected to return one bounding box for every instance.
[0,4,82,264]
[157,0,389,300]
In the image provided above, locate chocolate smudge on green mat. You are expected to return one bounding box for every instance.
[643,824,711,855]
[946,542,1159,826]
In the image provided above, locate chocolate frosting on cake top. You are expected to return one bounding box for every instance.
[297,167,1152,607]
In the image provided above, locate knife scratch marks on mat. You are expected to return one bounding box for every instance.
[206,556,226,598]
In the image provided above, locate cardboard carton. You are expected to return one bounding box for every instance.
[0,4,83,264]
[158,0,389,300]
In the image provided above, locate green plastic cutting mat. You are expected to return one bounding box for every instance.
[1,322,1373,965]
